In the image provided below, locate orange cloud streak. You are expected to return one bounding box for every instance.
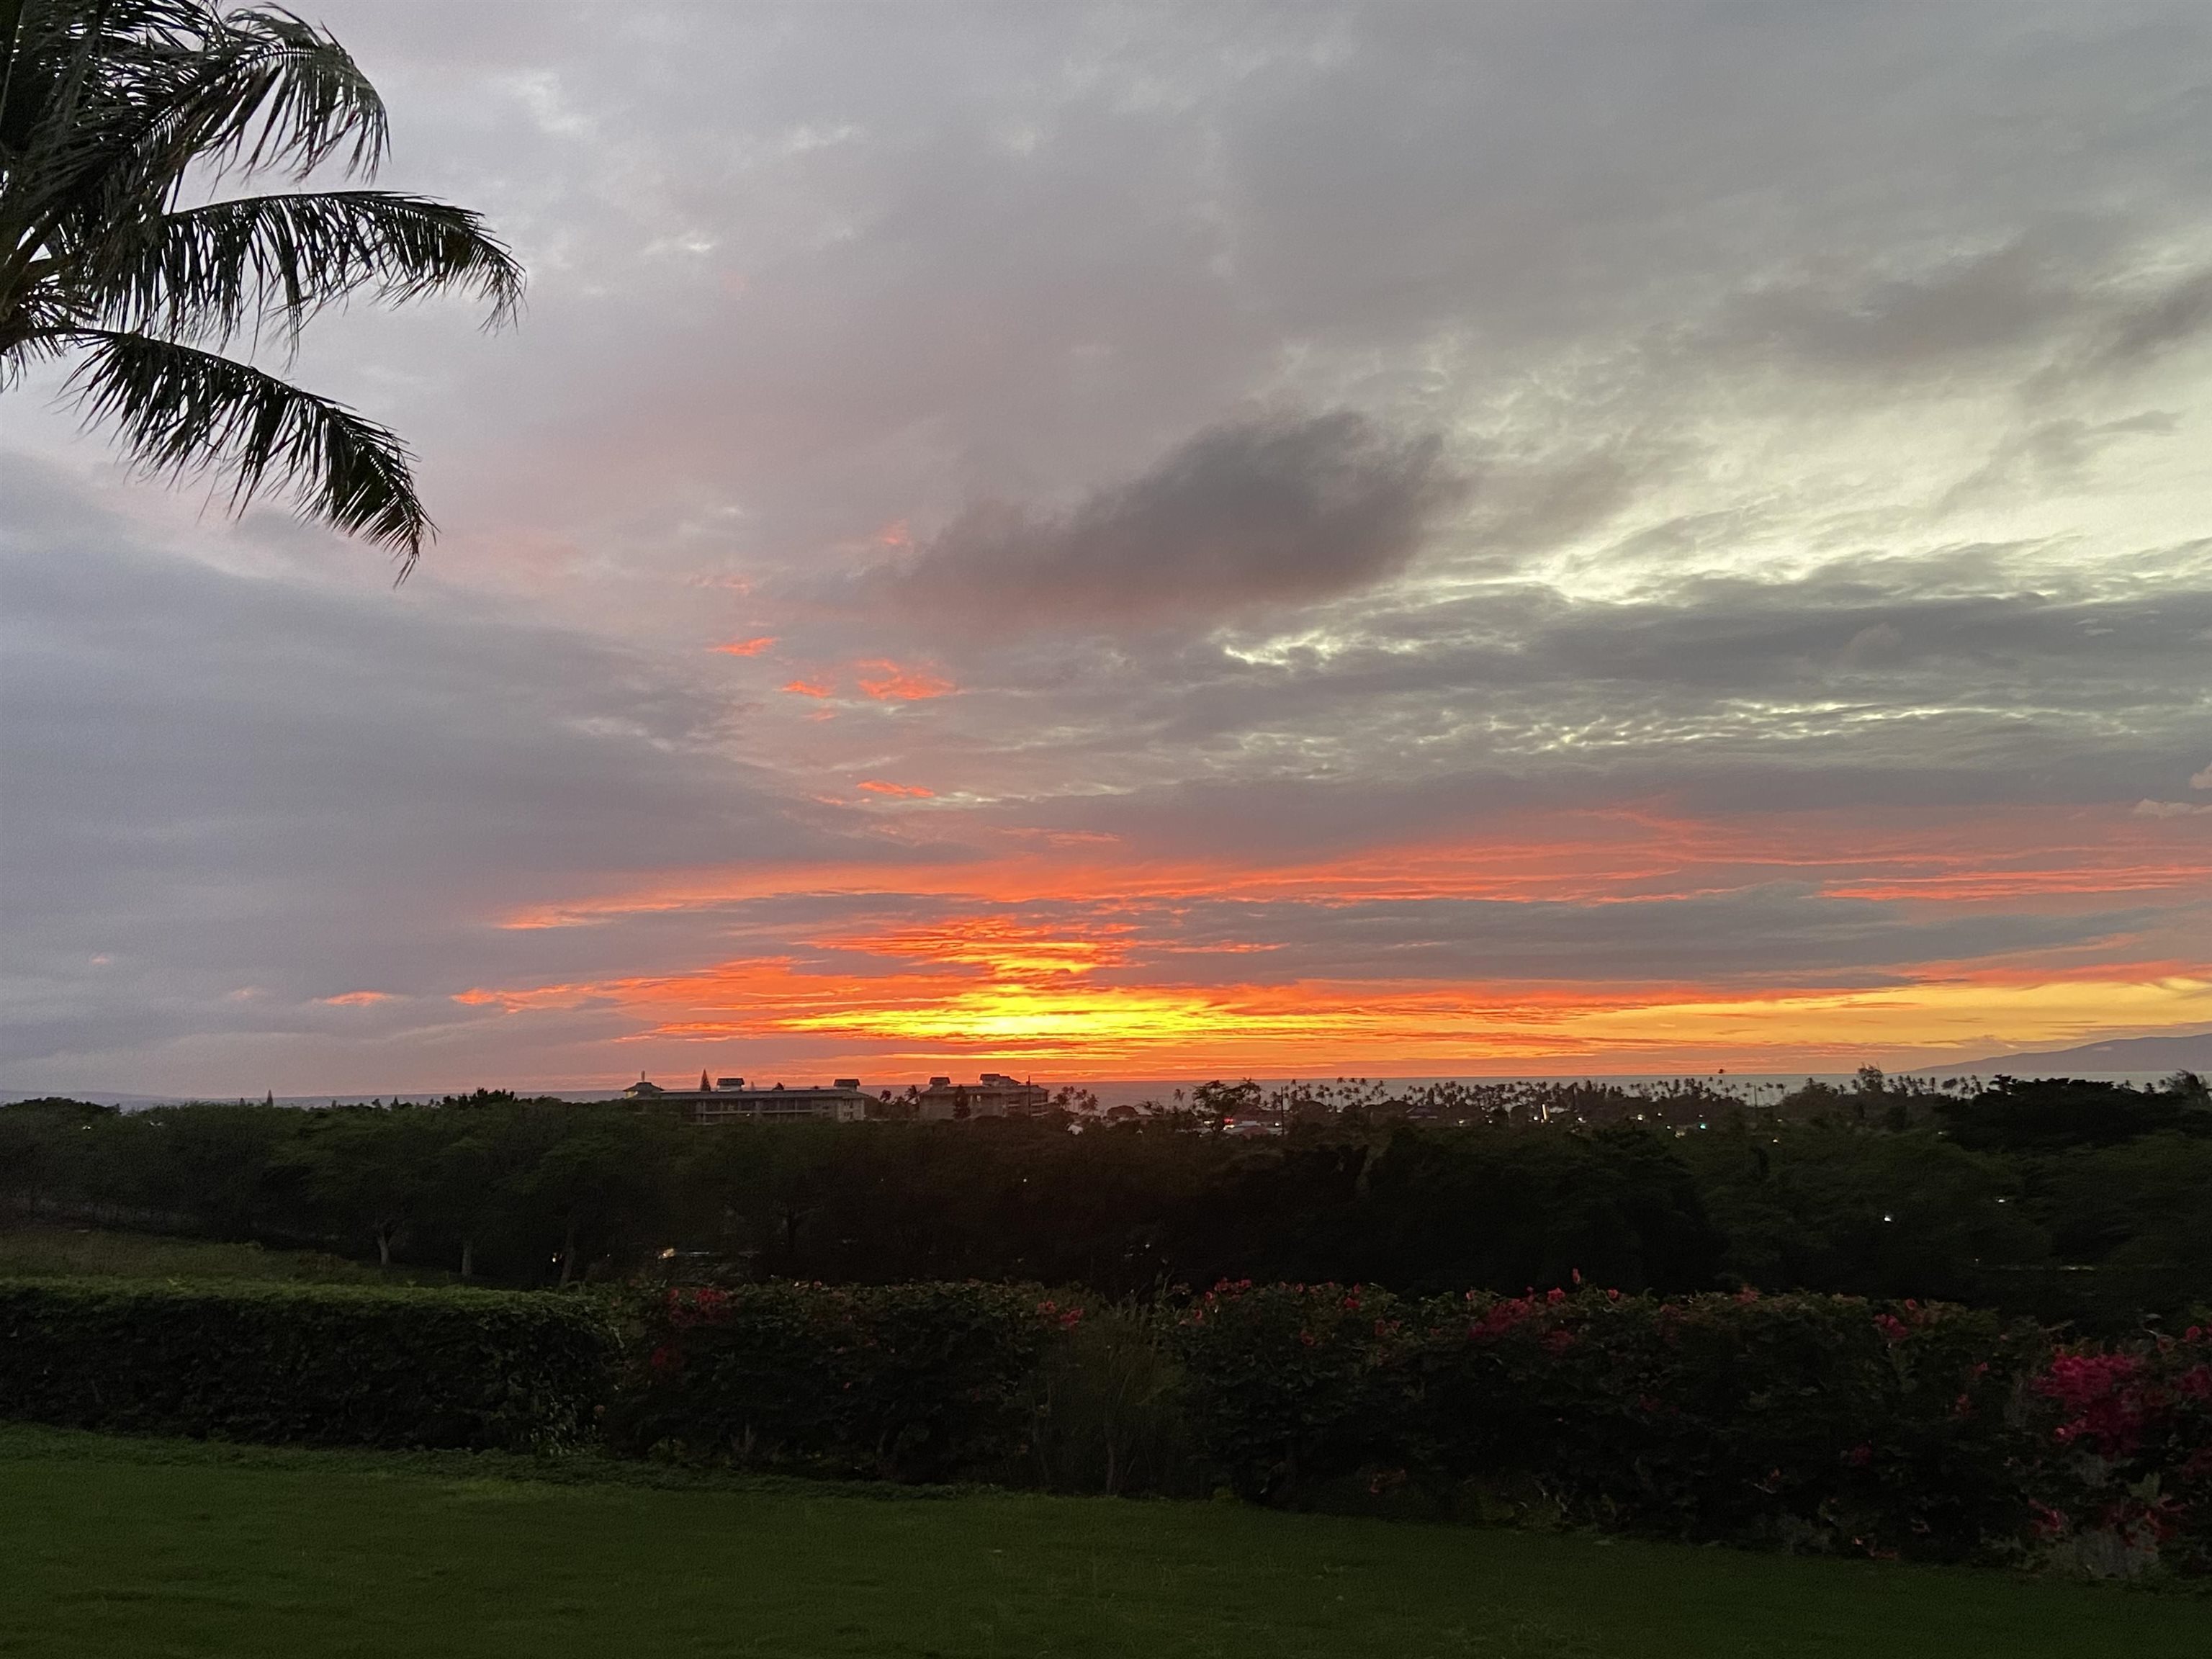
[495,804,2212,930]
[820,915,1128,977]
[711,636,778,656]
[857,780,935,799]
[781,679,835,698]
[855,660,954,701]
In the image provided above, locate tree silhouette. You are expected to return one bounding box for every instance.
[1,1,522,571]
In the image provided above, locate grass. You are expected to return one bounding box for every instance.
[0,1226,448,1286]
[1,1425,2206,1659]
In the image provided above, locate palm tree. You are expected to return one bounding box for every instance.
[0,0,523,572]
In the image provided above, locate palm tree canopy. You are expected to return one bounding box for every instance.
[0,0,523,569]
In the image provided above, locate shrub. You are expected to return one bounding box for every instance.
[0,1278,611,1452]
[609,1280,1061,1481]
[1176,1280,1417,1502]
[1023,1300,1200,1496]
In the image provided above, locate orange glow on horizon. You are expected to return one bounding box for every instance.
[451,956,2212,1076]
[453,798,2207,1074]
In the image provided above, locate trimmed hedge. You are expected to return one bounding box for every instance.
[608,1281,1065,1481]
[1174,1282,2212,1574]
[0,1278,612,1452]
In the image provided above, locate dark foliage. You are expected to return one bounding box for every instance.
[4,1072,2207,1328]
[1179,1283,2045,1557]
[1938,1076,2212,1154]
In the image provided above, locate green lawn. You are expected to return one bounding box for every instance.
[0,1227,447,1286]
[1,1426,2204,1658]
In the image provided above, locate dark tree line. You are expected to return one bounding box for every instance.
[2,1073,2205,1328]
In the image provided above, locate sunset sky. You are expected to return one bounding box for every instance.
[3,2,2208,1095]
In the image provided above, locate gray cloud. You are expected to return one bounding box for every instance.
[1707,238,2212,396]
[855,411,1461,633]
[869,549,2212,885]
[1717,240,2099,374]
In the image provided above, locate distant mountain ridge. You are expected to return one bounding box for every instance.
[1914,1030,2212,1078]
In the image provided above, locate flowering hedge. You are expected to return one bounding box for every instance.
[8,1266,2203,1575]
[1176,1281,2211,1574]
[2025,1327,2212,1577]
[608,1281,1071,1481]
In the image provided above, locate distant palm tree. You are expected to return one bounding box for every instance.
[0,0,523,572]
